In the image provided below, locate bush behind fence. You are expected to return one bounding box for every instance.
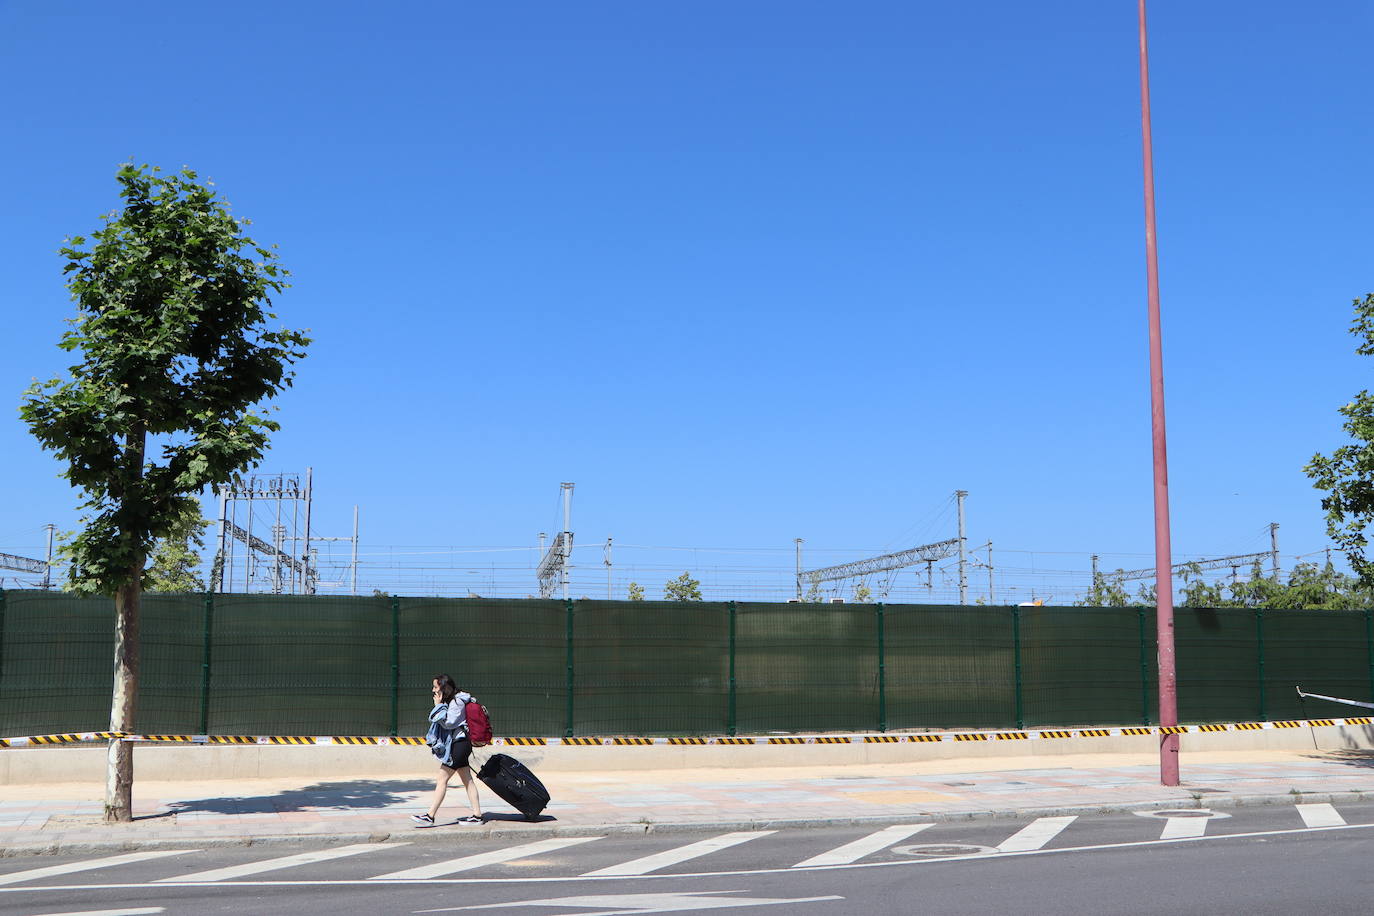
[1,590,1370,738]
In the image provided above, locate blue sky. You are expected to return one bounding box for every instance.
[2,1,1370,601]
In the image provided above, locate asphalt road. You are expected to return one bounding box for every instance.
[3,801,1374,915]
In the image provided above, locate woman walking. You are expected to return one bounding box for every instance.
[412,674,483,826]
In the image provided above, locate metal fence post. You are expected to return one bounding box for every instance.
[0,588,7,686]
[1366,608,1374,709]
[727,601,737,736]
[876,603,887,733]
[1256,607,1267,721]
[1138,607,1150,725]
[565,599,576,738]
[1012,606,1024,730]
[199,592,214,735]
[391,596,401,737]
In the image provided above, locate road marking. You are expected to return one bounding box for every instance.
[158,843,395,882]
[7,821,1374,890]
[997,815,1077,852]
[1296,803,1346,828]
[792,824,933,867]
[1159,814,1211,839]
[581,832,775,877]
[414,890,842,913]
[26,909,164,916]
[0,851,196,886]
[370,837,603,879]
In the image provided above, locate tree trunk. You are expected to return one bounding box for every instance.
[105,564,141,823]
[106,425,146,825]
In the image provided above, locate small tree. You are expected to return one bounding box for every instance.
[144,501,210,592]
[1307,293,1374,586]
[852,583,873,603]
[627,582,645,601]
[663,571,702,601]
[19,164,309,822]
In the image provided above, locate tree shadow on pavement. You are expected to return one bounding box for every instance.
[1304,749,1374,769]
[145,778,435,818]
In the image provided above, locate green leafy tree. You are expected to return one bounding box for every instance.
[805,582,823,603]
[852,584,873,603]
[143,502,210,592]
[1307,293,1374,586]
[19,163,309,822]
[627,581,645,601]
[1075,570,1144,607]
[663,571,702,601]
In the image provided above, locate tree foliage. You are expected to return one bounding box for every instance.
[627,581,645,601]
[21,163,310,593]
[1306,293,1374,587]
[1075,561,1373,609]
[143,501,210,592]
[663,571,702,601]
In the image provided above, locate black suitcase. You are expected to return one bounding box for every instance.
[475,752,551,821]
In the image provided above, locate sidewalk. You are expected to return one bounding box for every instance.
[3,748,1373,856]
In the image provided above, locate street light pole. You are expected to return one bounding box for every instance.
[1138,0,1179,786]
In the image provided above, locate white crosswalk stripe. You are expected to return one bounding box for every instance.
[157,843,396,882]
[581,831,775,877]
[792,824,934,867]
[1296,803,1346,828]
[997,816,1077,852]
[0,850,196,887]
[369,837,603,879]
[1159,814,1210,839]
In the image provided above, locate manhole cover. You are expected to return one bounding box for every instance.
[1133,808,1231,820]
[892,843,997,857]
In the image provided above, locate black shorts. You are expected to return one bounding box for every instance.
[443,737,472,770]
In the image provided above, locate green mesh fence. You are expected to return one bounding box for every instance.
[884,604,1017,730]
[3,589,1374,737]
[734,602,879,733]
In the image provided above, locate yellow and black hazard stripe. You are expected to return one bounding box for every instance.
[209,735,257,744]
[561,737,603,746]
[331,736,379,745]
[1119,727,1153,736]
[613,737,653,745]
[668,737,708,745]
[501,737,547,746]
[995,731,1029,740]
[1037,730,1074,739]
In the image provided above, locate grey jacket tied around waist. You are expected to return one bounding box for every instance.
[426,692,471,767]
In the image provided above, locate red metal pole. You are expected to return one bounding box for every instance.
[1138,0,1179,786]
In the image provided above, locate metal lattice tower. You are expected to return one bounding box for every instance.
[536,483,574,599]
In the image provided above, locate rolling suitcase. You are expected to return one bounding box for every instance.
[475,753,551,821]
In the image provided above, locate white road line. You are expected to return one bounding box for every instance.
[581,831,775,877]
[997,816,1077,852]
[369,837,603,879]
[0,851,196,887]
[27,909,164,916]
[157,843,396,883]
[1297,803,1347,828]
[792,824,934,867]
[1159,815,1210,839]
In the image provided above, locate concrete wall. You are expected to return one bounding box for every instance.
[4,724,1373,784]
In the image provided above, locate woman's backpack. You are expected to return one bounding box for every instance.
[464,698,493,746]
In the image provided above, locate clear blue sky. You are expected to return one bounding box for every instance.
[2,1,1370,601]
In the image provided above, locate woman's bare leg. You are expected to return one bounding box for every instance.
[456,766,482,817]
[428,766,456,819]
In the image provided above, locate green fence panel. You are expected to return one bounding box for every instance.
[1018,606,1148,727]
[883,604,1016,730]
[1260,608,1370,720]
[734,602,878,733]
[571,600,730,735]
[0,591,113,736]
[398,597,567,738]
[1175,607,1264,723]
[207,594,393,735]
[138,593,208,734]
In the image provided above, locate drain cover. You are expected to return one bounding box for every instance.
[892,843,997,857]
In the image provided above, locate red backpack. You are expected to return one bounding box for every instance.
[464,698,493,747]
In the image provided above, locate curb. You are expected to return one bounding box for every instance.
[4,786,1372,859]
